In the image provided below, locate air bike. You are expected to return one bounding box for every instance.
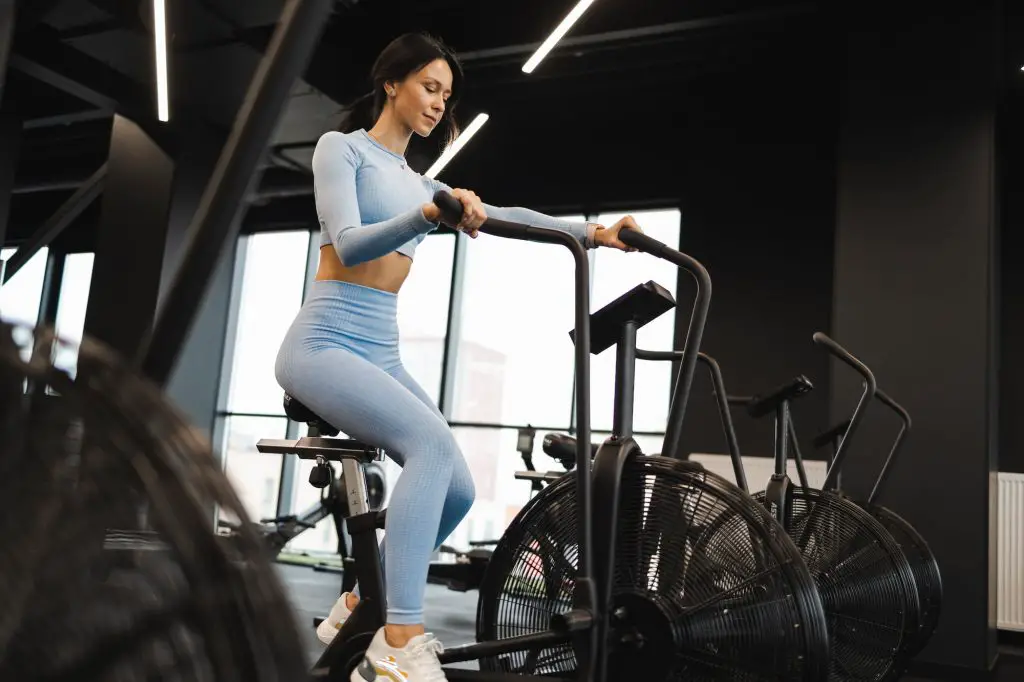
[293,190,832,682]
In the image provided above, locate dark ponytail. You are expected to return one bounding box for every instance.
[337,91,382,135]
[335,32,464,148]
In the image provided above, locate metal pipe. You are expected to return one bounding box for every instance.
[867,388,911,505]
[814,332,878,491]
[613,321,637,439]
[696,352,748,493]
[3,164,107,282]
[774,402,790,477]
[787,411,810,488]
[637,349,749,492]
[618,230,712,462]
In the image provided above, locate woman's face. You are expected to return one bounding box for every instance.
[390,58,453,137]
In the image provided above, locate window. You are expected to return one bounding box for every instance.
[444,426,575,550]
[282,235,456,556]
[218,415,289,524]
[396,234,455,405]
[211,205,682,556]
[449,218,586,428]
[217,231,313,533]
[215,231,457,557]
[52,253,95,379]
[224,231,313,416]
[0,246,49,329]
[589,209,681,433]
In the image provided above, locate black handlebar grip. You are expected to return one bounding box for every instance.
[619,227,669,256]
[812,332,877,388]
[543,432,576,457]
[876,388,911,429]
[432,190,464,227]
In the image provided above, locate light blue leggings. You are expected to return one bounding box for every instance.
[274,279,475,625]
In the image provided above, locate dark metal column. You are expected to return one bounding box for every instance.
[140,0,336,386]
[28,250,64,397]
[0,105,19,255]
[81,115,174,358]
[438,232,467,417]
[612,320,637,438]
[0,0,15,102]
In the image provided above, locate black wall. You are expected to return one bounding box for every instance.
[1000,88,1024,475]
[830,0,1001,672]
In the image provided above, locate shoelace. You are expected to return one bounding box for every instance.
[407,634,447,682]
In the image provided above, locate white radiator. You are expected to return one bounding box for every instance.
[999,472,1024,632]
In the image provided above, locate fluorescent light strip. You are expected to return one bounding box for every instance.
[154,0,169,122]
[425,113,490,179]
[522,0,596,74]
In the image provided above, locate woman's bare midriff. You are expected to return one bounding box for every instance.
[314,245,412,294]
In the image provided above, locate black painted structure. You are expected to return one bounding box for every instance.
[829,0,1002,674]
[0,108,17,256]
[0,0,13,103]
[80,115,175,358]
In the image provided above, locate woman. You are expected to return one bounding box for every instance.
[275,32,643,682]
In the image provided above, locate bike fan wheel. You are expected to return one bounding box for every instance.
[476,456,830,681]
[865,504,942,659]
[753,488,922,682]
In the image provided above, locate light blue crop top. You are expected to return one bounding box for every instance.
[312,129,596,265]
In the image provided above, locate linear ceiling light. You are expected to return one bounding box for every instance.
[153,0,170,121]
[522,0,597,74]
[425,113,489,179]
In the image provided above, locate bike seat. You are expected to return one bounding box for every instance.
[542,433,599,469]
[283,393,340,436]
[746,375,814,418]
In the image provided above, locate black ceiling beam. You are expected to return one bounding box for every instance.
[242,194,317,232]
[14,0,63,34]
[9,26,175,151]
[11,158,307,197]
[3,163,107,282]
[22,107,112,130]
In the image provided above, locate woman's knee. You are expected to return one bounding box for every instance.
[449,454,476,515]
[417,424,464,466]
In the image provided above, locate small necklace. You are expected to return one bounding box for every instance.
[367,130,407,168]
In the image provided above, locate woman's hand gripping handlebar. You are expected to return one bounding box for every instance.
[425,189,487,237]
[429,190,644,250]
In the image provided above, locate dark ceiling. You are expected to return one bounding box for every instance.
[2,0,1020,250]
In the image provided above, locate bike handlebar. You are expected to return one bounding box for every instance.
[433,190,711,462]
[812,332,877,490]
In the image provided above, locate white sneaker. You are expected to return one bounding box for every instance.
[316,592,355,645]
[351,627,448,682]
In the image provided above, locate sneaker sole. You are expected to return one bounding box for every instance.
[316,617,343,646]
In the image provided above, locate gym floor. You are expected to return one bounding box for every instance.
[278,564,1024,680]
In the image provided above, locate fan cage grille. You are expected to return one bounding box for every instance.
[477,456,830,681]
[0,323,309,682]
[752,487,922,682]
[867,503,943,659]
